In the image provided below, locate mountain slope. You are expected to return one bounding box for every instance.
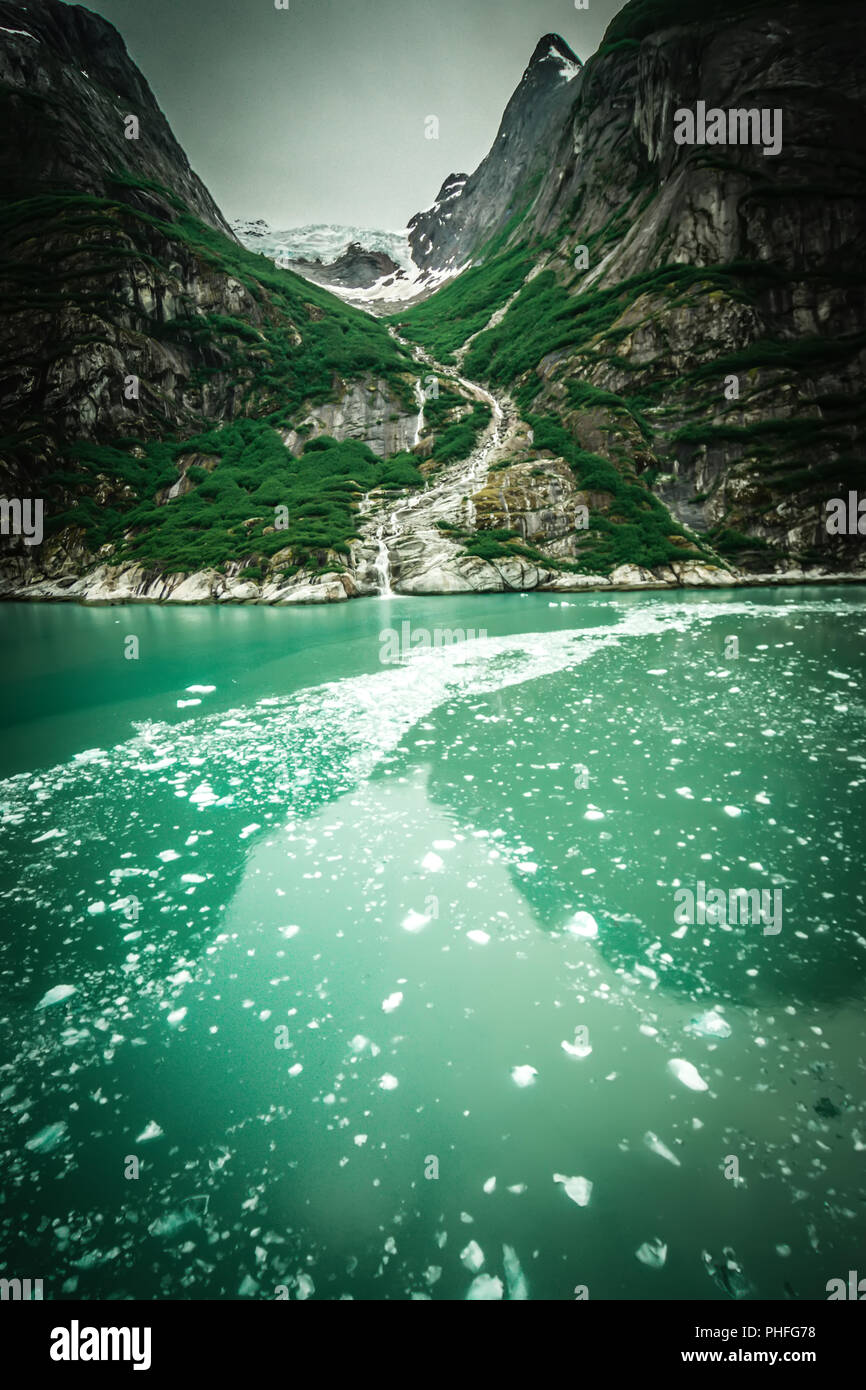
[408,34,583,279]
[0,0,480,601]
[394,0,866,576]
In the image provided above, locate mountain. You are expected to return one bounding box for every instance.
[0,0,230,235]
[1,0,863,606]
[230,220,413,271]
[0,0,456,602]
[407,34,583,278]
[394,0,866,575]
[290,242,405,291]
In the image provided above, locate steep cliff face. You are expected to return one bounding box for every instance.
[397,0,866,574]
[407,35,583,276]
[0,0,432,600]
[0,0,230,233]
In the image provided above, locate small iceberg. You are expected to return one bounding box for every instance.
[668,1058,708,1092]
[511,1065,538,1088]
[553,1172,592,1207]
[636,1238,667,1269]
[685,1010,732,1040]
[25,1121,68,1153]
[643,1131,681,1167]
[466,1274,503,1300]
[565,911,598,938]
[35,984,76,1010]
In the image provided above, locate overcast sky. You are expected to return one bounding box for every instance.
[64,0,626,229]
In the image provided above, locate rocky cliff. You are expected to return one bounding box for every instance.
[408,35,583,277]
[1,0,863,607]
[396,0,866,576]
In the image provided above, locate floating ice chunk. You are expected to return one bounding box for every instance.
[511,1065,537,1088]
[166,1007,187,1027]
[402,909,430,933]
[643,1131,681,1166]
[354,1134,367,1147]
[422,852,443,872]
[181,873,206,884]
[296,1274,315,1300]
[186,685,215,694]
[460,1240,484,1272]
[566,911,598,938]
[35,984,77,1010]
[467,930,490,945]
[553,1173,592,1207]
[136,1120,163,1142]
[238,1274,259,1297]
[87,901,106,915]
[466,1274,503,1300]
[503,1244,528,1300]
[561,1038,592,1059]
[507,1184,527,1195]
[382,992,403,1013]
[378,1073,398,1090]
[280,925,299,939]
[723,806,741,818]
[158,849,181,862]
[288,1063,303,1077]
[685,1010,732,1040]
[433,839,456,851]
[516,861,538,874]
[483,1176,496,1194]
[349,1034,370,1053]
[668,1058,708,1091]
[177,698,201,708]
[636,1238,667,1269]
[239,824,261,839]
[584,809,605,821]
[25,1121,68,1153]
[189,783,218,807]
[702,1248,749,1299]
[149,1198,207,1237]
[675,787,694,799]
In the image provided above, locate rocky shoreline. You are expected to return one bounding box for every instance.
[1,559,863,606]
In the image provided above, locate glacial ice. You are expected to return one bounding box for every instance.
[668,1058,709,1091]
[466,1274,503,1300]
[636,1238,667,1269]
[553,1173,592,1206]
[35,984,76,1010]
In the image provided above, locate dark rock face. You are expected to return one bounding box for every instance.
[292,242,404,290]
[0,0,232,235]
[407,34,582,274]
[523,0,866,567]
[403,1,865,572]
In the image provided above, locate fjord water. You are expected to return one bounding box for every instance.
[1,588,864,1302]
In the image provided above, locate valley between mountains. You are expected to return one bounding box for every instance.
[1,0,864,603]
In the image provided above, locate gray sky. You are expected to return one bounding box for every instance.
[64,0,625,229]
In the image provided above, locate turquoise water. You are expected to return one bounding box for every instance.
[0,588,864,1300]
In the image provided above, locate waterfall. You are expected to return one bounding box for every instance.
[374,524,393,598]
[413,379,425,448]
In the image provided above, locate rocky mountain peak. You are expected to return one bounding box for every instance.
[526,32,581,76]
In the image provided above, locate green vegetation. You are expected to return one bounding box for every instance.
[431,401,492,464]
[524,414,712,573]
[44,421,424,575]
